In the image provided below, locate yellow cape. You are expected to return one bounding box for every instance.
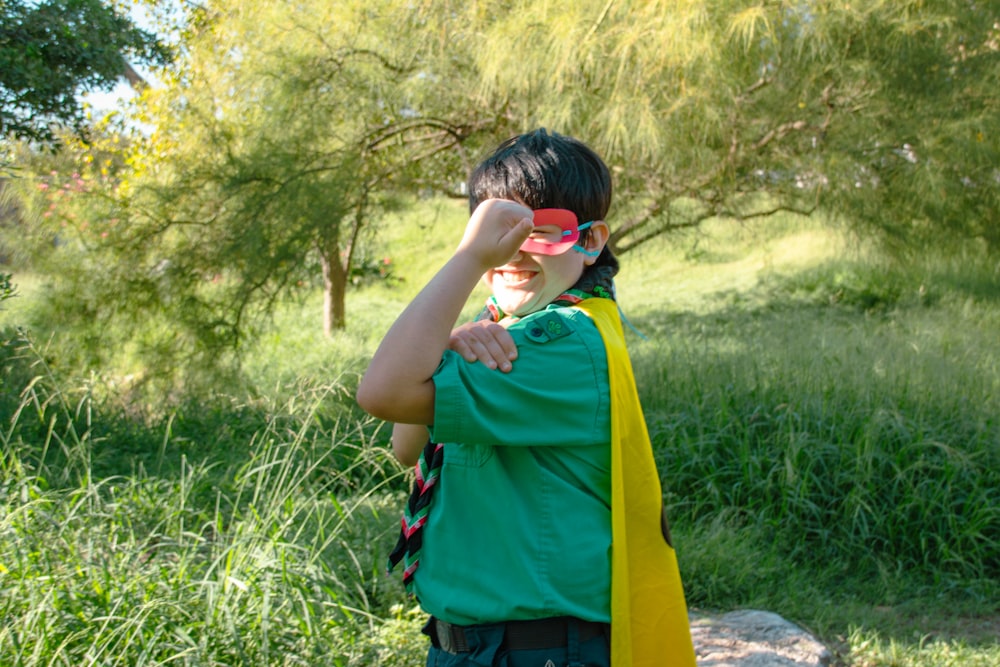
[576,298,697,667]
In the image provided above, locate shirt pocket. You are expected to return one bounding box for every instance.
[444,442,494,468]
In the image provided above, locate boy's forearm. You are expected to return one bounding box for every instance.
[356,252,484,424]
[358,199,533,424]
[391,423,430,467]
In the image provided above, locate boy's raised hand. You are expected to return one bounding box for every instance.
[457,199,534,269]
[357,200,530,425]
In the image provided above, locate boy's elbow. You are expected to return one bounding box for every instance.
[355,381,387,419]
[356,378,434,424]
[393,445,421,468]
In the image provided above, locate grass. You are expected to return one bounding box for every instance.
[0,343,424,665]
[1,200,998,665]
[619,217,1000,665]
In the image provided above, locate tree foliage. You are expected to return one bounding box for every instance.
[819,2,1000,254]
[440,0,998,255]
[4,0,997,382]
[111,0,508,343]
[0,0,171,146]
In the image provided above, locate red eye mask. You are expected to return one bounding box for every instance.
[521,209,596,256]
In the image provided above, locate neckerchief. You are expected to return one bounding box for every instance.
[385,439,443,592]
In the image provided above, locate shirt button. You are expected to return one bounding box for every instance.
[526,325,549,342]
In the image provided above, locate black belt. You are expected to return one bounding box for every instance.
[431,616,609,655]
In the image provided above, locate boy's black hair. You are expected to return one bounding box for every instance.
[468,129,619,274]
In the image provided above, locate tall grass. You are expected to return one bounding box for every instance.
[635,302,999,586]
[617,218,1000,664]
[0,335,426,666]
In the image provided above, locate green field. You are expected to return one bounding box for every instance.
[1,199,998,665]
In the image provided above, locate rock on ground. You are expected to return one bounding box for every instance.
[689,609,833,667]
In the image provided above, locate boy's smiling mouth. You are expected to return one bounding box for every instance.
[499,270,535,285]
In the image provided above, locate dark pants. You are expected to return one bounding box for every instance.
[423,616,611,667]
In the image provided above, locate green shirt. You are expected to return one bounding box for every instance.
[418,305,613,625]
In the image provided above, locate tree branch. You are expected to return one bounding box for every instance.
[753,119,808,151]
[736,71,772,103]
[122,61,148,92]
[615,216,707,254]
[717,201,819,221]
[364,117,481,152]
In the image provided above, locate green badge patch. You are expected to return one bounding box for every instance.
[524,313,574,343]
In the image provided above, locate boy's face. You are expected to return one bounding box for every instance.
[482,219,608,317]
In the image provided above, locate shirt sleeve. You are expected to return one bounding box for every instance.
[430,308,611,447]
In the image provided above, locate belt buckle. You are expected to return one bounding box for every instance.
[434,619,465,654]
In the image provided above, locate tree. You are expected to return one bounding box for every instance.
[0,0,171,146]
[446,0,998,256]
[8,0,996,372]
[104,0,504,343]
[1,120,145,350]
[820,3,1000,254]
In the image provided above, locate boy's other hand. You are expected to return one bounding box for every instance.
[449,320,518,372]
[458,199,534,269]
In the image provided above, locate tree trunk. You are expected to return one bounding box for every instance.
[122,61,148,92]
[320,245,347,335]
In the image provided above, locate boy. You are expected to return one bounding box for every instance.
[357,129,695,667]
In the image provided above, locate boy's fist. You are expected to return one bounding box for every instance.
[458,199,534,269]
